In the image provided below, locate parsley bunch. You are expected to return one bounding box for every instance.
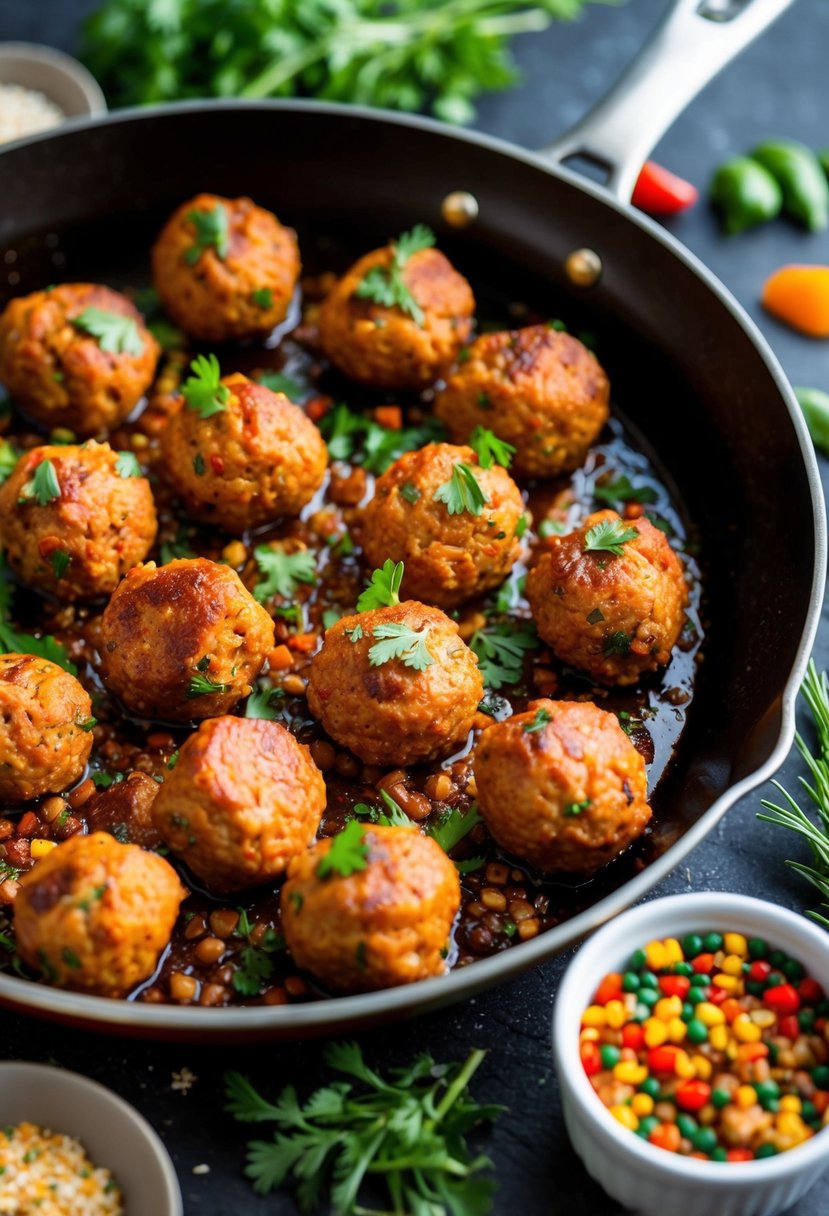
[225,1041,501,1216]
[320,404,446,474]
[83,0,595,123]
[355,225,434,324]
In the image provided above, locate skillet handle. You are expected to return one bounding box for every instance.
[539,0,797,202]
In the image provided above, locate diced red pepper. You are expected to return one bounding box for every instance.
[798,977,823,1004]
[764,983,800,1016]
[594,973,623,1005]
[581,1042,602,1076]
[707,986,728,1005]
[622,1022,645,1051]
[632,161,699,216]
[648,1045,681,1074]
[692,953,715,974]
[727,1148,755,1162]
[778,1014,799,1040]
[675,1080,711,1112]
[749,960,772,983]
[658,975,691,999]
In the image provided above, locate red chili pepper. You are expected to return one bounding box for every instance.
[632,161,699,216]
[648,1045,681,1074]
[778,1014,800,1040]
[658,975,691,999]
[749,960,772,983]
[594,972,623,1005]
[798,977,823,1004]
[622,1022,645,1051]
[692,953,715,974]
[764,983,800,1016]
[581,1042,602,1076]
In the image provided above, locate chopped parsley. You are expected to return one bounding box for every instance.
[428,803,482,853]
[115,450,142,478]
[564,800,591,816]
[160,524,196,564]
[193,452,205,475]
[90,772,124,789]
[593,473,658,507]
[433,462,489,516]
[181,353,230,417]
[469,621,538,690]
[18,459,60,506]
[603,631,633,657]
[187,668,231,698]
[319,402,445,473]
[468,425,515,470]
[251,287,273,309]
[357,559,403,613]
[77,716,97,732]
[48,550,71,579]
[368,622,434,671]
[400,481,420,504]
[523,707,551,733]
[354,224,435,325]
[245,685,285,720]
[185,202,229,264]
[253,545,317,602]
[352,790,410,827]
[586,608,605,625]
[256,371,305,400]
[583,518,639,557]
[73,308,144,356]
[316,819,370,879]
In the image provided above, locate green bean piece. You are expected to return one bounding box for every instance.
[710,157,782,234]
[752,140,829,231]
[795,387,829,457]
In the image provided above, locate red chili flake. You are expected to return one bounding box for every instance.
[749,960,772,983]
[764,983,800,1016]
[210,454,225,475]
[675,1080,711,1112]
[692,952,715,974]
[658,975,690,999]
[594,972,623,1005]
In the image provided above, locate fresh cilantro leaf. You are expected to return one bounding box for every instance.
[147,316,186,352]
[253,546,317,602]
[428,803,482,853]
[48,550,71,579]
[469,621,537,690]
[319,403,445,474]
[192,452,205,476]
[355,225,435,325]
[400,481,420,504]
[603,631,633,657]
[356,559,403,612]
[433,462,489,516]
[564,799,591,816]
[0,619,77,675]
[352,790,410,827]
[73,308,144,356]
[468,425,515,470]
[245,685,285,720]
[0,441,19,484]
[538,518,566,538]
[18,459,60,506]
[523,707,551,733]
[181,353,230,417]
[160,525,195,564]
[583,518,639,556]
[593,474,658,506]
[345,623,363,642]
[316,819,370,879]
[187,670,231,698]
[251,287,273,309]
[115,450,142,478]
[185,203,229,264]
[257,371,305,400]
[368,622,434,671]
[91,771,124,789]
[232,945,276,997]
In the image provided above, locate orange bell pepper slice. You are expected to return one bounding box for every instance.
[761,264,829,337]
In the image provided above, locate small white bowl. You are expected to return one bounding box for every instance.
[0,1062,182,1215]
[552,893,829,1216]
[0,42,106,124]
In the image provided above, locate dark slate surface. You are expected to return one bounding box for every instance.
[0,1,828,1213]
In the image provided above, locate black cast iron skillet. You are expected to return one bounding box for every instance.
[0,0,823,1040]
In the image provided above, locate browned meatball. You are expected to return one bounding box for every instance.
[0,442,157,601]
[151,194,300,343]
[100,558,275,723]
[0,283,159,436]
[434,326,609,478]
[85,771,163,851]
[0,654,93,802]
[317,239,474,390]
[281,824,460,993]
[307,601,483,767]
[360,443,525,608]
[14,832,186,994]
[526,509,687,686]
[474,698,651,873]
[153,716,326,893]
[161,372,327,532]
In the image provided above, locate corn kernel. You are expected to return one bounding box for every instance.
[674,1050,696,1079]
[605,999,627,1029]
[654,995,683,1022]
[779,1095,802,1113]
[776,1112,808,1141]
[721,954,744,977]
[732,1014,762,1043]
[644,1018,668,1048]
[692,1055,713,1081]
[30,839,57,860]
[582,1005,607,1027]
[645,940,668,970]
[750,1009,777,1029]
[616,1062,648,1085]
[610,1104,639,1131]
[711,973,740,993]
[666,1017,688,1043]
[726,1038,739,1061]
[698,1103,717,1125]
[663,938,684,964]
[709,1025,730,1051]
[696,1002,726,1027]
[724,933,748,958]
[631,1094,654,1118]
[580,1027,601,1043]
[735,1085,757,1109]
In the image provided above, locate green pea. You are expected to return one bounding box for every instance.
[748,937,768,959]
[811,1064,829,1090]
[639,971,659,989]
[769,950,787,969]
[673,962,694,978]
[600,1044,621,1069]
[753,140,829,231]
[746,980,766,997]
[686,1019,708,1044]
[782,957,804,982]
[711,1145,728,1162]
[682,934,703,958]
[688,986,708,1006]
[639,1076,661,1099]
[755,1143,778,1159]
[622,971,641,992]
[693,1127,718,1154]
[755,1080,780,1100]
[676,1114,697,1139]
[802,1101,818,1121]
[794,388,829,458]
[760,1097,779,1114]
[638,988,659,1008]
[634,1002,651,1022]
[639,1115,660,1138]
[681,1002,695,1023]
[703,932,723,952]
[630,948,647,970]
[711,1088,732,1109]
[710,156,782,234]
[799,1009,815,1031]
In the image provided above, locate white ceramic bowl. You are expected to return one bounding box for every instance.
[552,892,829,1216]
[0,1062,182,1215]
[0,42,106,123]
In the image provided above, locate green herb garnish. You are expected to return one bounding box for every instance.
[583,518,638,556]
[427,803,482,854]
[187,669,231,698]
[245,685,286,720]
[355,224,434,324]
[368,622,434,671]
[251,287,273,309]
[253,546,317,602]
[18,459,60,506]
[523,707,551,733]
[593,474,658,507]
[434,462,489,517]
[316,819,370,879]
[73,308,144,356]
[181,353,230,417]
[115,451,142,478]
[469,621,537,690]
[319,402,445,473]
[185,203,229,264]
[469,425,515,470]
[356,559,403,613]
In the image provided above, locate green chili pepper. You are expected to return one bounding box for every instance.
[795,387,829,457]
[752,140,829,231]
[710,157,782,234]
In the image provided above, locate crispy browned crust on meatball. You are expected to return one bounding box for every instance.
[317,245,474,390]
[85,771,163,851]
[14,831,187,994]
[153,716,326,893]
[474,698,651,873]
[360,443,524,608]
[100,558,275,723]
[434,326,609,478]
[526,510,687,686]
[151,194,300,342]
[160,373,327,532]
[0,441,157,602]
[281,824,460,993]
[307,601,483,767]
[0,654,92,802]
[0,283,159,435]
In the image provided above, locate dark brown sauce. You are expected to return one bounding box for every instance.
[0,284,704,1008]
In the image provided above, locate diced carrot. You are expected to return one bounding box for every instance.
[374,405,402,430]
[649,1122,681,1152]
[306,395,331,422]
[268,644,294,670]
[288,633,319,654]
[761,264,829,337]
[594,973,624,1005]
